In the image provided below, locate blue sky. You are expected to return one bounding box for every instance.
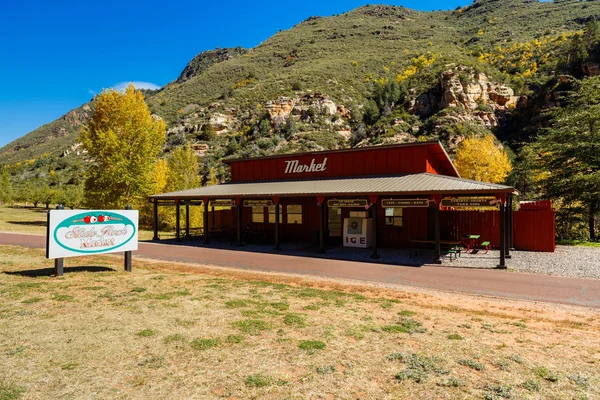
[0,0,470,148]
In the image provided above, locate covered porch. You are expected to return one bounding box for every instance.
[149,173,517,268]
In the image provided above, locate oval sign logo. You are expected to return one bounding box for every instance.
[53,211,137,254]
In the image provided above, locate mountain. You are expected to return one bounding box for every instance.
[2,0,600,184]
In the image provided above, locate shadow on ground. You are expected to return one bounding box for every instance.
[7,220,47,227]
[141,237,433,267]
[4,266,115,277]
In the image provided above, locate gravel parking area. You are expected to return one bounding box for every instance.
[319,245,600,280]
[151,239,600,280]
[449,245,600,280]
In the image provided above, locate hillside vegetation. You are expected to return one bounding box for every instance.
[1,0,600,237]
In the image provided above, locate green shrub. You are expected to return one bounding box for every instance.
[316,365,336,374]
[392,353,449,383]
[190,338,221,350]
[225,299,249,308]
[533,366,559,382]
[0,380,24,400]
[381,317,426,334]
[458,358,485,371]
[283,313,307,327]
[298,340,326,351]
[225,335,244,344]
[163,334,185,344]
[483,384,513,399]
[398,310,416,317]
[137,329,157,337]
[521,379,541,392]
[245,374,272,387]
[233,319,272,335]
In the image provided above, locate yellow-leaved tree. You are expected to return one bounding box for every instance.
[161,143,204,228]
[166,143,201,192]
[152,158,169,195]
[80,84,166,209]
[454,135,512,183]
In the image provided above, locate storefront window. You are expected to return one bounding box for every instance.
[251,206,265,223]
[268,205,283,223]
[286,204,303,224]
[385,208,403,226]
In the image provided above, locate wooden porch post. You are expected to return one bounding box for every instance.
[175,200,181,241]
[370,195,379,259]
[497,195,507,269]
[152,200,159,241]
[432,195,442,264]
[236,198,243,246]
[185,203,190,239]
[274,197,280,251]
[317,196,325,254]
[203,199,210,244]
[505,195,511,259]
[508,194,515,251]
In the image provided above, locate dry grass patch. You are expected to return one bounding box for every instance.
[0,244,599,399]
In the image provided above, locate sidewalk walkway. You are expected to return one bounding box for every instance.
[1,232,599,308]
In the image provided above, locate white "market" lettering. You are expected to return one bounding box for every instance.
[284,158,327,174]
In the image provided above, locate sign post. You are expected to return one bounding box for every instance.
[47,204,65,277]
[124,205,132,272]
[46,208,139,276]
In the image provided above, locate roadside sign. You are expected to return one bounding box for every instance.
[243,200,273,207]
[327,199,368,208]
[46,210,138,259]
[381,199,429,208]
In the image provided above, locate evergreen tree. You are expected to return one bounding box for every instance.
[534,76,600,240]
[282,117,296,140]
[226,136,240,156]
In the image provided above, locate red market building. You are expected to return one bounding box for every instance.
[150,141,548,268]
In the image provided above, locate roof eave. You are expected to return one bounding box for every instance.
[149,188,516,201]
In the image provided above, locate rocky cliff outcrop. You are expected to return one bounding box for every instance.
[412,68,519,116]
[175,48,247,84]
[165,93,353,148]
[63,104,92,127]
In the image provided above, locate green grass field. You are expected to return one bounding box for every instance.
[557,240,600,248]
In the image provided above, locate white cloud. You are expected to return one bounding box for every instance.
[111,81,161,91]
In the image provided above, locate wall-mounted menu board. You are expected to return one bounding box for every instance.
[328,207,342,237]
[327,199,368,208]
[381,199,429,208]
[243,200,274,207]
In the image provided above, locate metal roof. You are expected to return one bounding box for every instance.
[150,173,516,200]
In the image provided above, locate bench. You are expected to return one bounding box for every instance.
[480,241,490,254]
[410,240,462,259]
[209,226,234,241]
